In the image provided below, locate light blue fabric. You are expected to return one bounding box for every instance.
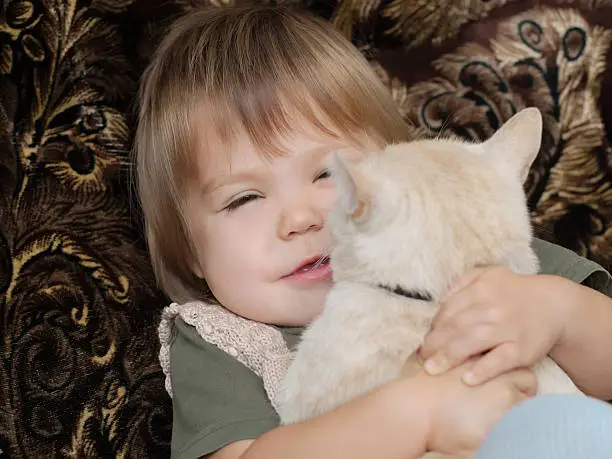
[476,394,612,459]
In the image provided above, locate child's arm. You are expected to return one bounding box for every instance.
[549,277,612,400]
[421,265,612,399]
[210,361,536,459]
[213,376,431,459]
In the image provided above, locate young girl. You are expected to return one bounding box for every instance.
[135,5,612,459]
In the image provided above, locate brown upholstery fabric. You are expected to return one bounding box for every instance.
[0,0,610,457]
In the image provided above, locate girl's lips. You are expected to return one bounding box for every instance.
[283,256,332,283]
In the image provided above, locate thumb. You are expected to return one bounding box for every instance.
[505,368,539,400]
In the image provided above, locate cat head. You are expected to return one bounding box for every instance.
[328,107,542,299]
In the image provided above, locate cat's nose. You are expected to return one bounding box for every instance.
[278,203,324,240]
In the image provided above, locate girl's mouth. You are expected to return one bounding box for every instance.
[283,255,332,283]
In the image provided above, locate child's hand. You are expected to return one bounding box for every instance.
[420,266,574,386]
[418,357,537,454]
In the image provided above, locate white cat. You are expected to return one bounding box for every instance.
[277,108,582,458]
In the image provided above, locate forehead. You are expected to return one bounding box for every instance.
[191,117,374,187]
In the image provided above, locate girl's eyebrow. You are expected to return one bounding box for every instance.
[202,142,342,194]
[307,143,347,158]
[203,170,263,195]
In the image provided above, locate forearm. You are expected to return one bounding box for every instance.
[240,378,430,459]
[550,278,612,400]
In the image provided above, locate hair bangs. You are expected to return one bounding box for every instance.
[193,42,401,161]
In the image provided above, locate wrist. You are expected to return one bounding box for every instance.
[395,372,438,453]
[547,275,587,356]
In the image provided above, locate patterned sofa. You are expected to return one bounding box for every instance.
[1,0,610,456]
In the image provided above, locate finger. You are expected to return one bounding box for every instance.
[423,351,450,375]
[420,327,448,361]
[433,272,496,330]
[504,367,538,399]
[462,343,525,387]
[509,383,535,407]
[431,288,475,331]
[424,304,493,360]
[440,266,489,303]
[424,324,497,375]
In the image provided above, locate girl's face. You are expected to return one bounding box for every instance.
[184,126,369,326]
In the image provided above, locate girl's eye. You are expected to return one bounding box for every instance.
[224,194,260,212]
[316,169,331,181]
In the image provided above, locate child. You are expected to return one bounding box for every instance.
[135,5,612,459]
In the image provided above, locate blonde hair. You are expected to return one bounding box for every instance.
[135,4,412,303]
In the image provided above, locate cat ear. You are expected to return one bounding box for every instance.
[482,107,542,183]
[330,152,371,222]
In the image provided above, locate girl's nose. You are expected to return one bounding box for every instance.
[277,201,324,240]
